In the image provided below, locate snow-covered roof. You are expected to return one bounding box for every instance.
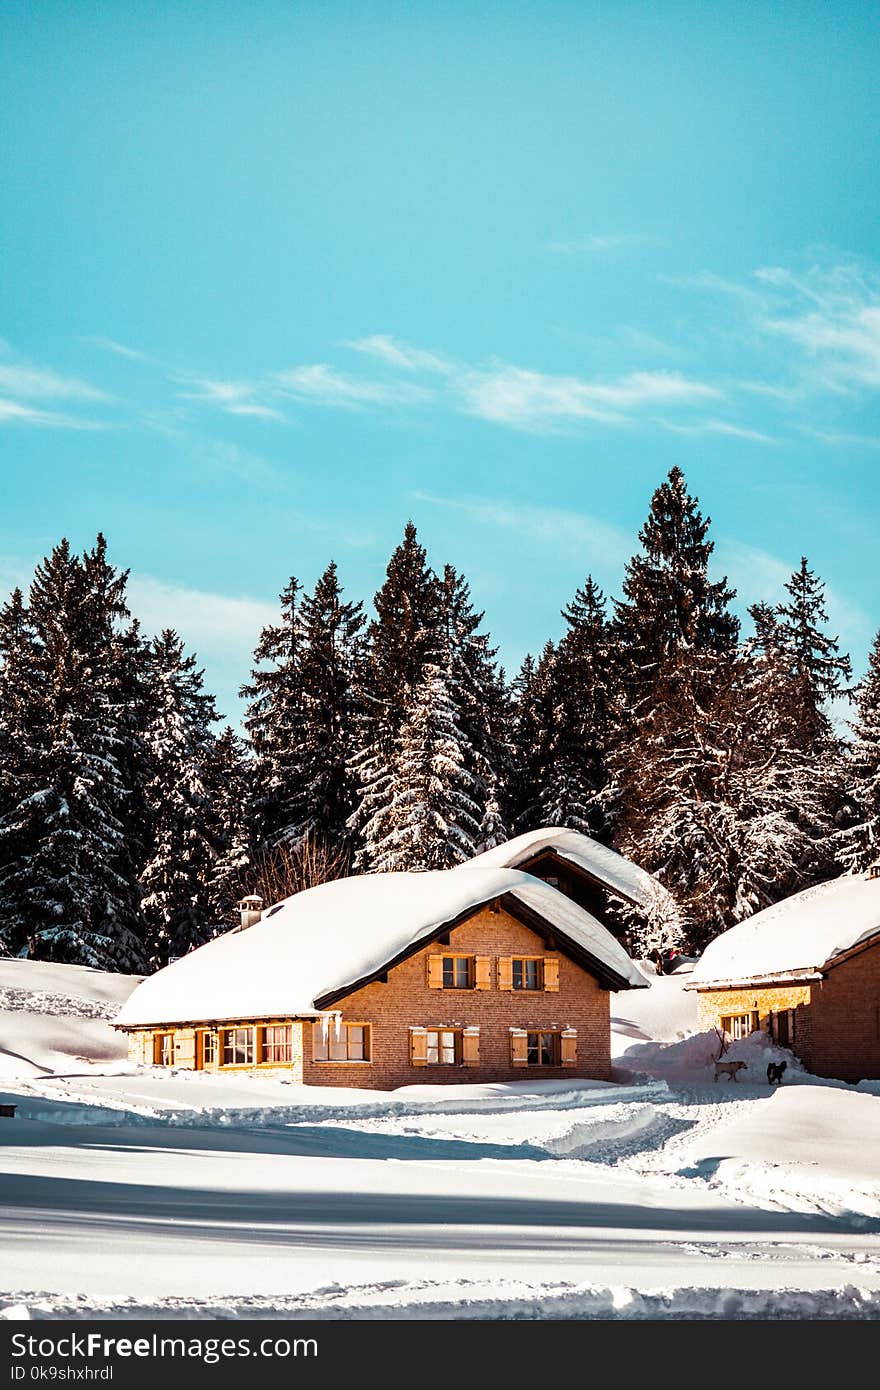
[689,873,880,988]
[465,827,662,909]
[116,866,647,1028]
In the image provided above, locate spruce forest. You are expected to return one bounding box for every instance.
[0,467,875,973]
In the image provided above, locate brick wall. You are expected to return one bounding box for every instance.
[803,944,880,1082]
[300,904,612,1090]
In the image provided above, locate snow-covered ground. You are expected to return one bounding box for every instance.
[1,956,880,1319]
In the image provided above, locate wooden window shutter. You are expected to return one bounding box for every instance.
[498,957,513,991]
[510,1029,528,1066]
[427,955,444,989]
[462,1027,480,1067]
[474,956,492,991]
[543,958,560,992]
[560,1028,577,1067]
[409,1027,429,1066]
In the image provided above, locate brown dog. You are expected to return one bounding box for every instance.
[713,1059,747,1082]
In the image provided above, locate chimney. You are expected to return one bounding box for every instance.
[237,894,264,931]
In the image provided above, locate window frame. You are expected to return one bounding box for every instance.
[260,1024,293,1064]
[440,954,475,990]
[425,1027,461,1065]
[154,1032,174,1067]
[511,956,544,991]
[526,1030,561,1067]
[221,1025,256,1067]
[313,1021,371,1064]
[721,1011,758,1041]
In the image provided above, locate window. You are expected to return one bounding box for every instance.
[410,1026,479,1067]
[154,1032,174,1066]
[527,1031,560,1066]
[499,956,559,992]
[222,1026,255,1066]
[261,1025,293,1063]
[721,1012,758,1041]
[426,1029,459,1065]
[512,958,542,991]
[771,1010,794,1047]
[442,956,473,989]
[198,1030,217,1067]
[313,1022,370,1062]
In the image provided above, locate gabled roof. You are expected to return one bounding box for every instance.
[465,827,664,910]
[116,866,648,1029]
[689,873,880,988]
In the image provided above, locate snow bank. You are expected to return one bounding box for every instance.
[691,872,880,985]
[117,866,646,1029]
[465,826,662,908]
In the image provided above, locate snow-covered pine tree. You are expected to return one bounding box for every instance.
[351,523,440,868]
[434,564,510,850]
[539,576,616,841]
[611,469,739,946]
[613,466,739,703]
[838,629,880,872]
[206,725,252,927]
[139,630,220,966]
[506,644,558,833]
[0,539,147,969]
[296,562,366,845]
[360,658,483,871]
[241,577,310,852]
[0,589,45,956]
[776,556,852,752]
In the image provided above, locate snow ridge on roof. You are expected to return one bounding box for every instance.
[117,866,646,1029]
[690,873,880,986]
[465,827,663,909]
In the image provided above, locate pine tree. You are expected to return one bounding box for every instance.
[241,577,309,851]
[839,630,880,872]
[0,589,45,955]
[776,557,852,752]
[434,564,509,848]
[507,644,558,833]
[539,577,616,840]
[0,539,147,969]
[611,470,739,946]
[351,524,439,867]
[296,562,366,843]
[359,660,483,871]
[614,466,739,703]
[206,725,252,927]
[139,630,220,966]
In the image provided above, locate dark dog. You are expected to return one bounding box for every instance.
[767,1060,787,1085]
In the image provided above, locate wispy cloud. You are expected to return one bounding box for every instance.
[0,399,108,430]
[177,377,285,421]
[755,263,880,392]
[548,233,656,255]
[126,574,278,655]
[345,334,453,375]
[413,491,631,569]
[657,417,778,445]
[276,363,432,409]
[458,365,719,431]
[79,335,152,362]
[799,425,880,450]
[0,363,108,402]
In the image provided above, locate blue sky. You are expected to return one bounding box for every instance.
[2,1,880,722]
